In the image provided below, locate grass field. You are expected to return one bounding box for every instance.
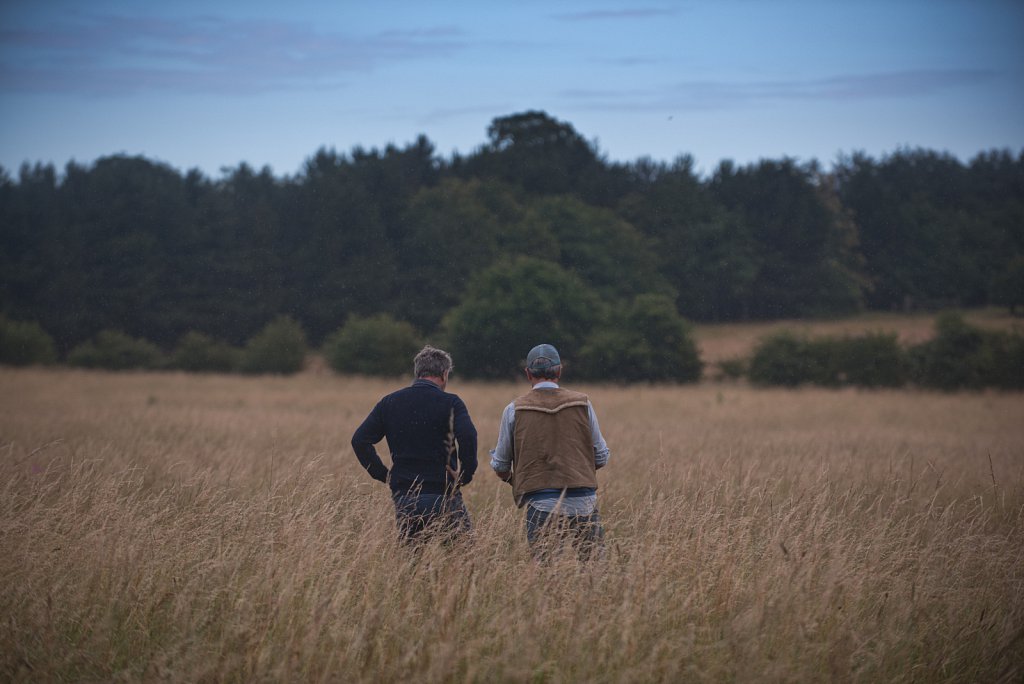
[2,366,1023,682]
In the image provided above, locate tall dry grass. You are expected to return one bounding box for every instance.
[1,368,1022,682]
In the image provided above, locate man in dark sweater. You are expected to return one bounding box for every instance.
[351,345,478,542]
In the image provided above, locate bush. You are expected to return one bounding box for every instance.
[909,312,989,390]
[909,312,1024,391]
[986,331,1024,390]
[239,316,307,375]
[749,330,909,388]
[443,257,602,379]
[827,333,908,388]
[67,330,165,370]
[748,332,814,387]
[323,314,420,376]
[170,332,240,373]
[796,334,907,388]
[0,316,57,366]
[576,294,702,382]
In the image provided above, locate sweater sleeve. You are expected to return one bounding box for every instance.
[351,400,390,483]
[452,395,478,486]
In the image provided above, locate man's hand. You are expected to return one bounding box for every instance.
[494,469,513,482]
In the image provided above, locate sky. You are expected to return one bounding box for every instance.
[1,0,1022,179]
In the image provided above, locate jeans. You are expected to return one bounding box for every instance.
[525,504,605,561]
[391,489,472,543]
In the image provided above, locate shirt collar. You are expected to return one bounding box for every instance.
[413,378,444,391]
[533,381,560,389]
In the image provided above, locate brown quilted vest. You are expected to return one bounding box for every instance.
[511,387,598,506]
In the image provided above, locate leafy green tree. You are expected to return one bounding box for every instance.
[48,156,200,347]
[461,111,615,203]
[345,135,442,243]
[991,255,1024,315]
[323,314,421,376]
[443,257,602,379]
[835,149,1022,311]
[710,159,864,319]
[288,150,396,342]
[206,163,291,344]
[239,316,307,375]
[525,195,674,302]
[0,164,61,341]
[392,178,535,331]
[617,156,756,321]
[577,294,702,382]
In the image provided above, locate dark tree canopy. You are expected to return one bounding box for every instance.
[2,112,1022,365]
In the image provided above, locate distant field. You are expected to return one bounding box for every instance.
[693,308,1023,366]
[2,367,1022,682]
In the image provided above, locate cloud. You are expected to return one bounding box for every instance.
[0,12,468,96]
[561,69,998,111]
[551,7,677,21]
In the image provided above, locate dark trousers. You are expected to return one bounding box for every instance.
[525,505,604,561]
[391,490,472,543]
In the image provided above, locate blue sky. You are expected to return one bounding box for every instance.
[1,0,1022,178]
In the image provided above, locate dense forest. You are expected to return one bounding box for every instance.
[2,110,1023,356]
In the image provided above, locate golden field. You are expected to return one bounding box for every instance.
[1,366,1023,682]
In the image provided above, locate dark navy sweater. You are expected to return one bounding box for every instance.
[351,379,478,493]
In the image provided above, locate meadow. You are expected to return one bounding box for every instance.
[2,365,1023,682]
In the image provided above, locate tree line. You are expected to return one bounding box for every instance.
[2,110,1022,373]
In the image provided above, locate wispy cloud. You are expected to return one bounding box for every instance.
[0,12,468,96]
[561,69,998,111]
[551,7,677,21]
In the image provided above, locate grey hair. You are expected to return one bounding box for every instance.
[413,345,453,379]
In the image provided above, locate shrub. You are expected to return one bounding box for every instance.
[827,333,908,388]
[909,312,991,390]
[747,332,814,387]
[576,294,702,382]
[323,315,421,376]
[239,316,307,375]
[0,316,57,366]
[170,332,240,373]
[910,312,1024,391]
[67,330,165,370]
[749,330,909,388]
[986,331,1024,390]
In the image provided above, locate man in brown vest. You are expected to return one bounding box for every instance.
[490,343,610,560]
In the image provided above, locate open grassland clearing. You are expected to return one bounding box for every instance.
[693,308,1023,366]
[1,368,1023,682]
